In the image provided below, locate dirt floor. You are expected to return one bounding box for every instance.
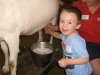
[0,30,66,75]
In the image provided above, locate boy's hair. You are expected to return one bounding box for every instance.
[61,5,82,24]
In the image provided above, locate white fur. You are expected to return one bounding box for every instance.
[38,0,64,44]
[0,0,59,75]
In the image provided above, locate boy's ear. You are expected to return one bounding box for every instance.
[76,24,81,29]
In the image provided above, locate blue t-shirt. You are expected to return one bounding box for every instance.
[60,32,92,75]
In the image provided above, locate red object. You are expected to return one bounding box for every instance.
[73,0,100,43]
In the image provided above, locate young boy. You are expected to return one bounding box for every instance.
[45,5,92,75]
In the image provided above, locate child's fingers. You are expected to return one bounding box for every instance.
[58,59,68,68]
[58,60,64,67]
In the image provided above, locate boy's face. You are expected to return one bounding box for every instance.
[59,10,81,37]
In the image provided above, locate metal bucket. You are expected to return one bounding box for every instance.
[30,42,54,68]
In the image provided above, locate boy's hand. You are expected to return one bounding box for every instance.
[58,58,68,68]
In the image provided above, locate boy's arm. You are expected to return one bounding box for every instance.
[49,30,60,39]
[58,57,89,68]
